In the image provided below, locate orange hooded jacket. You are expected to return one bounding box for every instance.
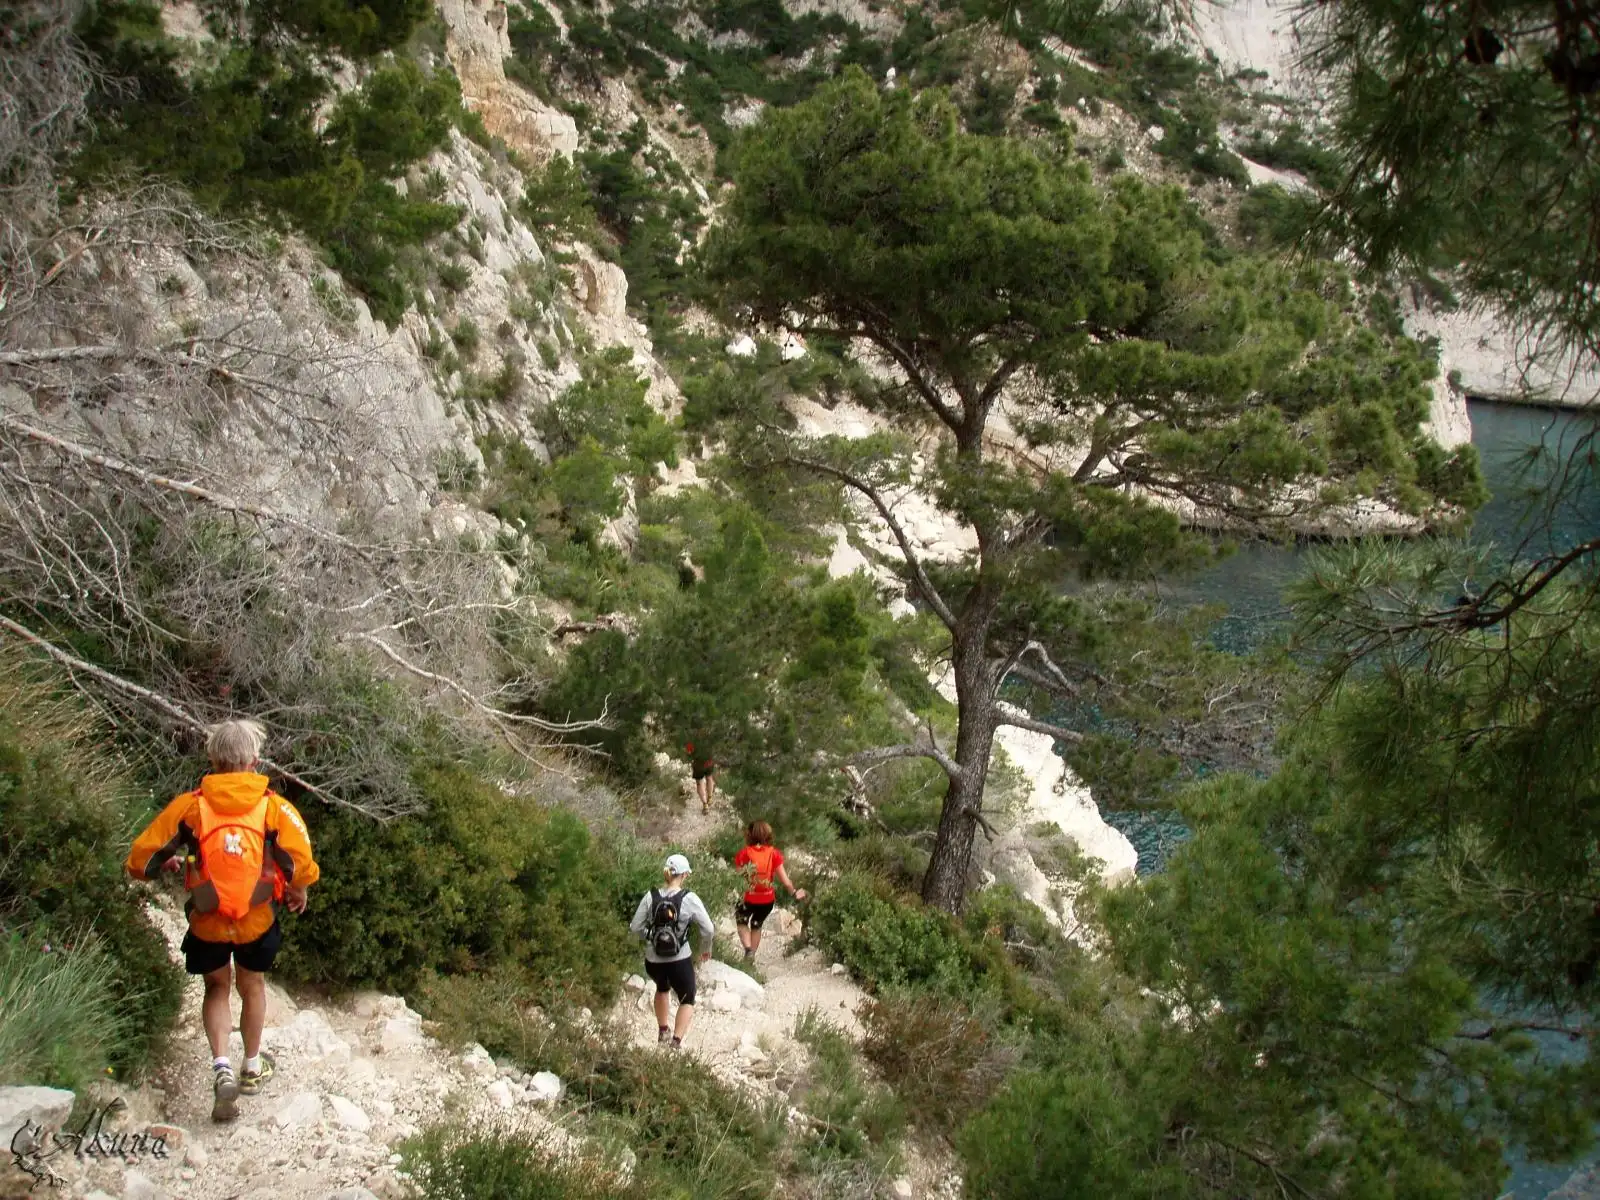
[126,772,319,945]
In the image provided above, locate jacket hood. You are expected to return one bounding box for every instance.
[198,772,272,814]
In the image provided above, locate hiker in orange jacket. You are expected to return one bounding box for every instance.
[126,719,318,1122]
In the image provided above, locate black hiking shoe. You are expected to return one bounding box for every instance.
[658,1026,672,1045]
[239,1052,275,1095]
[212,1068,240,1122]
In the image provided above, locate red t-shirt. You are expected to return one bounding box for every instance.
[734,844,783,905]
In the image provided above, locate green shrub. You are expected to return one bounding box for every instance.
[538,339,561,370]
[550,439,625,532]
[572,1027,782,1197]
[957,1068,1160,1199]
[438,261,471,293]
[277,764,634,1000]
[0,661,183,1079]
[830,832,928,892]
[544,346,678,474]
[793,1007,904,1167]
[76,6,460,325]
[1236,123,1341,191]
[1236,184,1317,250]
[418,968,596,1067]
[523,154,600,242]
[859,991,1013,1131]
[805,873,988,996]
[0,934,131,1092]
[404,1125,632,1199]
[451,317,481,356]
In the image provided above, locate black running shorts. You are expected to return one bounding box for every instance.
[735,899,774,930]
[182,920,283,975]
[645,956,697,1004]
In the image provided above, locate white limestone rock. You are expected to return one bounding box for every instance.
[698,960,766,1010]
[0,1086,75,1140]
[460,1043,498,1078]
[328,1095,372,1133]
[527,1072,563,1103]
[378,1016,425,1055]
[272,1091,323,1130]
[122,1169,167,1200]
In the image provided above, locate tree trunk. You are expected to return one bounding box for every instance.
[921,609,999,914]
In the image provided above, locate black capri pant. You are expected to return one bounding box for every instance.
[645,956,697,1005]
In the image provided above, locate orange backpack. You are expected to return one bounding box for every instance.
[190,792,282,920]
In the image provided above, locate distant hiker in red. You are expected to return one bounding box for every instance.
[733,821,806,961]
[685,738,716,813]
[126,720,318,1122]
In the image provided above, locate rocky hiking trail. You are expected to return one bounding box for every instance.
[2,789,957,1200]
[6,891,586,1200]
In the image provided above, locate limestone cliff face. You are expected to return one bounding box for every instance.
[436,0,580,162]
[4,217,479,538]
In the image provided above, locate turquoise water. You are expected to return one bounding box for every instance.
[1093,400,1599,1196]
[1104,398,1600,856]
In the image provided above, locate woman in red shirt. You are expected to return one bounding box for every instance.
[732,821,806,960]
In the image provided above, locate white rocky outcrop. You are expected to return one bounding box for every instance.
[0,1085,75,1138]
[700,960,768,1011]
[1405,297,1600,410]
[437,0,580,161]
[1189,0,1318,98]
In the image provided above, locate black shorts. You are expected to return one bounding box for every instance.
[182,920,283,976]
[736,899,774,930]
[645,956,697,1005]
[692,763,715,781]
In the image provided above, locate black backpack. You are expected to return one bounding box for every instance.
[647,888,689,956]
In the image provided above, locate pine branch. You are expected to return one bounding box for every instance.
[0,412,358,548]
[995,706,1084,744]
[993,639,1082,697]
[768,450,961,631]
[0,612,352,813]
[850,741,960,780]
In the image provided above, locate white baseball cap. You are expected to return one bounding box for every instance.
[664,853,692,876]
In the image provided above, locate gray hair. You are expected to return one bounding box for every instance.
[205,719,266,772]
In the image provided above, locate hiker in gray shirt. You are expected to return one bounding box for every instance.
[629,853,714,1049]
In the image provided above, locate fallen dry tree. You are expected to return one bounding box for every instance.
[0,12,606,815]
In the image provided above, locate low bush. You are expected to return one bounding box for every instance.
[957,1067,1158,1200]
[792,1007,904,1168]
[455,1010,781,1198]
[830,832,928,893]
[0,934,131,1093]
[404,1125,633,1199]
[277,763,634,1001]
[76,10,462,324]
[805,873,989,996]
[1236,184,1317,250]
[0,658,183,1079]
[859,991,1014,1132]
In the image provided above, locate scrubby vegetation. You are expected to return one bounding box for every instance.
[74,0,465,323]
[0,653,183,1086]
[6,0,1599,1196]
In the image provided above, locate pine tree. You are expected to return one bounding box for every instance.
[703,68,1480,912]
